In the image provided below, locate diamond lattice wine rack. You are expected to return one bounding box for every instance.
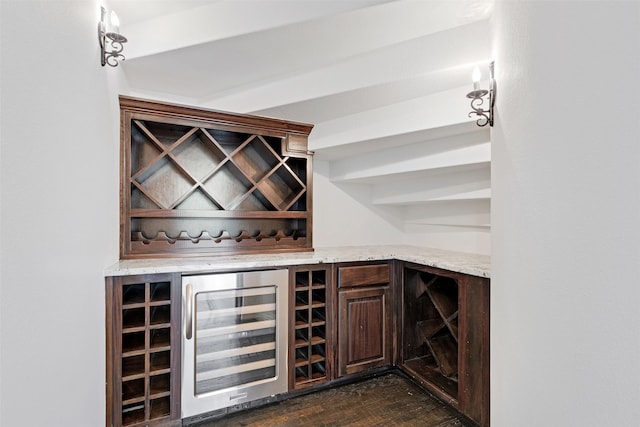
[119,96,314,258]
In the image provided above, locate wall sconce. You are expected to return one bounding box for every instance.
[98,6,127,67]
[466,61,495,127]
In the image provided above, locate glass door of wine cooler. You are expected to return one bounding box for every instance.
[181,270,289,418]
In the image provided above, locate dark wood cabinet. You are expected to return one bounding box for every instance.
[288,265,333,390]
[400,263,489,426]
[105,259,488,426]
[119,96,314,259]
[336,262,393,377]
[106,273,182,427]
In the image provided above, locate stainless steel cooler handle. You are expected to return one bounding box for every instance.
[185,283,193,340]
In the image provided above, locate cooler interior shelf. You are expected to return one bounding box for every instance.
[292,269,328,388]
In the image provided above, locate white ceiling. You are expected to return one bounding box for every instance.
[112,0,493,154]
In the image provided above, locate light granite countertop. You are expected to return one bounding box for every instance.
[104,245,490,278]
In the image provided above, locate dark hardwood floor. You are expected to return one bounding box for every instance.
[191,373,474,427]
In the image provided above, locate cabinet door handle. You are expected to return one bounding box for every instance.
[185,283,193,340]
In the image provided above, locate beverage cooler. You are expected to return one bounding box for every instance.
[181,269,289,418]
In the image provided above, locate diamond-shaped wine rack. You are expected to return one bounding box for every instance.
[120,96,314,258]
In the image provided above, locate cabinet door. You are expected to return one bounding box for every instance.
[106,273,182,427]
[338,286,392,377]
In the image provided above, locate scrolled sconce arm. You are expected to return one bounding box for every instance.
[466,62,495,127]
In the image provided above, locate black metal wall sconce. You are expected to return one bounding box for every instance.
[467,61,495,127]
[98,6,127,67]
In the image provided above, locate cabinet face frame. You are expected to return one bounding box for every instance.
[457,273,490,426]
[119,96,314,259]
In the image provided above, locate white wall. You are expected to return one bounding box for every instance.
[314,159,492,254]
[313,160,406,247]
[491,2,640,426]
[0,1,124,426]
[7,2,638,426]
[402,224,490,255]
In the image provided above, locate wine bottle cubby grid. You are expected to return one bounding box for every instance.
[120,280,173,426]
[293,269,328,388]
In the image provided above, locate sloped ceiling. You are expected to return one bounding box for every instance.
[113,0,492,143]
[112,0,493,236]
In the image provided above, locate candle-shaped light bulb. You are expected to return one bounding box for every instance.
[110,10,120,33]
[472,66,481,90]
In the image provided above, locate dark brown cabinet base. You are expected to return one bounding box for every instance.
[400,263,489,426]
[106,273,182,427]
[106,259,489,426]
[289,265,333,390]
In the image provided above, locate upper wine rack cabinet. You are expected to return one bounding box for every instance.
[119,96,314,259]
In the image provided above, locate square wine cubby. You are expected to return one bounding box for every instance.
[290,267,331,389]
